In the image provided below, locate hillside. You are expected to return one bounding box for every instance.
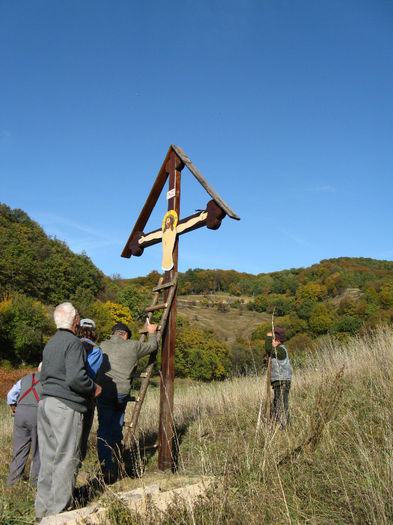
[177,294,270,344]
[1,202,393,370]
[0,203,105,304]
[130,259,393,359]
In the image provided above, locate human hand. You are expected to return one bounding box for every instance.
[146,317,158,334]
[93,384,102,398]
[147,323,158,334]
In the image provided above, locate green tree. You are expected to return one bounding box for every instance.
[309,312,333,335]
[175,319,231,380]
[378,283,393,308]
[334,315,363,335]
[90,301,134,341]
[296,299,316,320]
[118,284,149,320]
[296,282,328,302]
[0,293,54,363]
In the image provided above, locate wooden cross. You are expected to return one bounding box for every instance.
[121,145,239,471]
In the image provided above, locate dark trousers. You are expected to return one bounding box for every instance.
[80,404,95,461]
[271,382,291,428]
[97,393,128,476]
[7,404,40,487]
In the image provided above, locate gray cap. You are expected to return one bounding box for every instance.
[80,318,96,329]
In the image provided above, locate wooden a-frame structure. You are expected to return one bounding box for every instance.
[121,144,239,471]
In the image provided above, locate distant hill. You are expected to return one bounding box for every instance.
[127,258,393,357]
[177,293,270,345]
[0,203,106,304]
[1,202,393,368]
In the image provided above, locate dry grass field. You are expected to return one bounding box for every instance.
[1,326,393,523]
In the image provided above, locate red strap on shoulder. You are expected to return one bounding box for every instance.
[17,372,40,404]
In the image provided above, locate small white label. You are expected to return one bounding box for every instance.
[167,188,176,200]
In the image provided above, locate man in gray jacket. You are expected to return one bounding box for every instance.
[96,321,157,482]
[35,302,102,521]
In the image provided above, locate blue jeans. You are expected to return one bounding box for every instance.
[97,393,128,474]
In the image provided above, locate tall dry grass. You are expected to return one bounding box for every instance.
[1,326,393,523]
[129,326,393,524]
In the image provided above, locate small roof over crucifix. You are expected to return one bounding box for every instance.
[121,144,240,267]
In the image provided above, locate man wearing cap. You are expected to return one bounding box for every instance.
[76,318,103,460]
[6,363,42,488]
[96,321,158,482]
[265,327,292,429]
[35,302,102,521]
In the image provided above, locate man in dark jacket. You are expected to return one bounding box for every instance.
[6,363,42,487]
[96,321,157,482]
[35,302,102,521]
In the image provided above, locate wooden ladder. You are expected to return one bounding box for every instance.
[123,272,178,450]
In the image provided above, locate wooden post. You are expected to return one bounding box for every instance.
[158,151,182,471]
[121,145,239,471]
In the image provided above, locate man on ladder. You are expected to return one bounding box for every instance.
[96,320,158,483]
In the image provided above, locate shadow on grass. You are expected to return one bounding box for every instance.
[122,419,191,477]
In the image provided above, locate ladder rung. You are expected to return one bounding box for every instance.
[130,372,148,378]
[152,279,177,292]
[142,443,158,450]
[145,302,168,312]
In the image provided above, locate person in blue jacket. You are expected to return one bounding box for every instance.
[77,318,103,461]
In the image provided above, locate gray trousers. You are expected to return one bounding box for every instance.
[35,397,83,519]
[7,404,40,487]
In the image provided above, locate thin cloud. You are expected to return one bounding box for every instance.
[277,227,313,248]
[32,212,122,253]
[34,212,108,238]
[302,185,336,193]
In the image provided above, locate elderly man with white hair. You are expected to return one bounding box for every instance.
[35,302,102,521]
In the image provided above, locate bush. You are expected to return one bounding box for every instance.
[174,319,232,380]
[0,293,54,363]
[287,333,314,353]
[334,315,363,335]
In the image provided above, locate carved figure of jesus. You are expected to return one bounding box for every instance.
[140,209,208,271]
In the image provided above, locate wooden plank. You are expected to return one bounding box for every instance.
[121,147,173,258]
[152,278,178,292]
[171,145,240,220]
[158,151,180,471]
[130,372,148,379]
[145,302,168,312]
[137,211,207,250]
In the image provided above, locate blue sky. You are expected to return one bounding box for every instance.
[1,1,393,278]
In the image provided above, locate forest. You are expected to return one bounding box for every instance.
[1,202,393,379]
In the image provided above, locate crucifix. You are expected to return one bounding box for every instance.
[121,145,239,471]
